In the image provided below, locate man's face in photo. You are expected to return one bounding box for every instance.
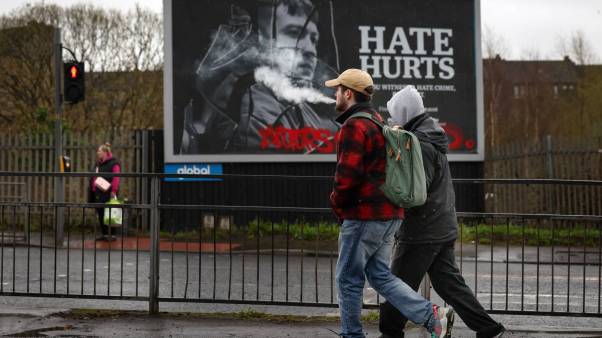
[271,2,319,83]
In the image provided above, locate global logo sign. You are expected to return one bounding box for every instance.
[164,163,223,182]
[177,165,211,175]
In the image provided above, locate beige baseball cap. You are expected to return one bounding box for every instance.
[325,68,374,97]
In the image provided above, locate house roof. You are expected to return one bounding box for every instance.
[484,56,580,84]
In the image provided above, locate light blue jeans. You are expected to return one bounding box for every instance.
[336,219,435,338]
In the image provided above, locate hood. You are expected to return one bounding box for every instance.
[404,114,449,154]
[386,85,424,126]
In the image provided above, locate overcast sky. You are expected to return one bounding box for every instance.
[1,0,601,61]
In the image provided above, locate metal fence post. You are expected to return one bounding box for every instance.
[545,135,555,179]
[149,175,160,314]
[546,135,557,213]
[141,131,149,231]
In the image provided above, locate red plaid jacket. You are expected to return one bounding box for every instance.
[330,103,404,221]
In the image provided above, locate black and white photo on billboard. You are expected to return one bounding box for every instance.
[175,0,340,156]
[164,0,484,162]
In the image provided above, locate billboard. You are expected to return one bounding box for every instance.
[164,0,483,162]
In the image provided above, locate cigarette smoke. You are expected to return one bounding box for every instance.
[196,22,336,105]
[254,66,335,105]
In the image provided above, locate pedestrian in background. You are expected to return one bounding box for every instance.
[89,142,121,241]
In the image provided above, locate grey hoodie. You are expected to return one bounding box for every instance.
[397,113,458,244]
[386,85,424,126]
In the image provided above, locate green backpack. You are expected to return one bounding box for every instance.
[351,112,427,208]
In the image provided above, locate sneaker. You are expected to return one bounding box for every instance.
[431,305,454,338]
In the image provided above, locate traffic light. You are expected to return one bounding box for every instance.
[64,62,85,103]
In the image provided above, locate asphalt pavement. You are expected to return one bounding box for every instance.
[0,244,600,313]
[1,240,602,337]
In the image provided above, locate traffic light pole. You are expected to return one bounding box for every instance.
[53,27,65,245]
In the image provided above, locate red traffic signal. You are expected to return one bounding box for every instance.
[69,65,79,79]
[64,62,85,103]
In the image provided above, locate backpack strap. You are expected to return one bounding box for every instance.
[350,112,384,129]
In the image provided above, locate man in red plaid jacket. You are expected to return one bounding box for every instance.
[329,91,402,222]
[325,69,454,338]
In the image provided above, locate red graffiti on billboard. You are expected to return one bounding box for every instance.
[440,122,465,151]
[259,126,338,154]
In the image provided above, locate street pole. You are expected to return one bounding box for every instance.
[53,27,65,245]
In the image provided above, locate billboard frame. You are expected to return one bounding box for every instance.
[163,0,484,163]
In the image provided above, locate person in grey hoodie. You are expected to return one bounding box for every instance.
[378,86,505,338]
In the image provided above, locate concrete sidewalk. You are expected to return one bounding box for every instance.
[2,306,602,338]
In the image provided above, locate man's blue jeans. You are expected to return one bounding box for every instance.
[336,219,435,338]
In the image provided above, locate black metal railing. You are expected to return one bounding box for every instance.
[0,172,600,318]
[455,213,601,317]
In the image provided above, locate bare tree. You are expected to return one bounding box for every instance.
[0,3,164,134]
[554,31,601,137]
[556,30,598,65]
[0,20,55,132]
[482,25,509,59]
[481,25,510,160]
